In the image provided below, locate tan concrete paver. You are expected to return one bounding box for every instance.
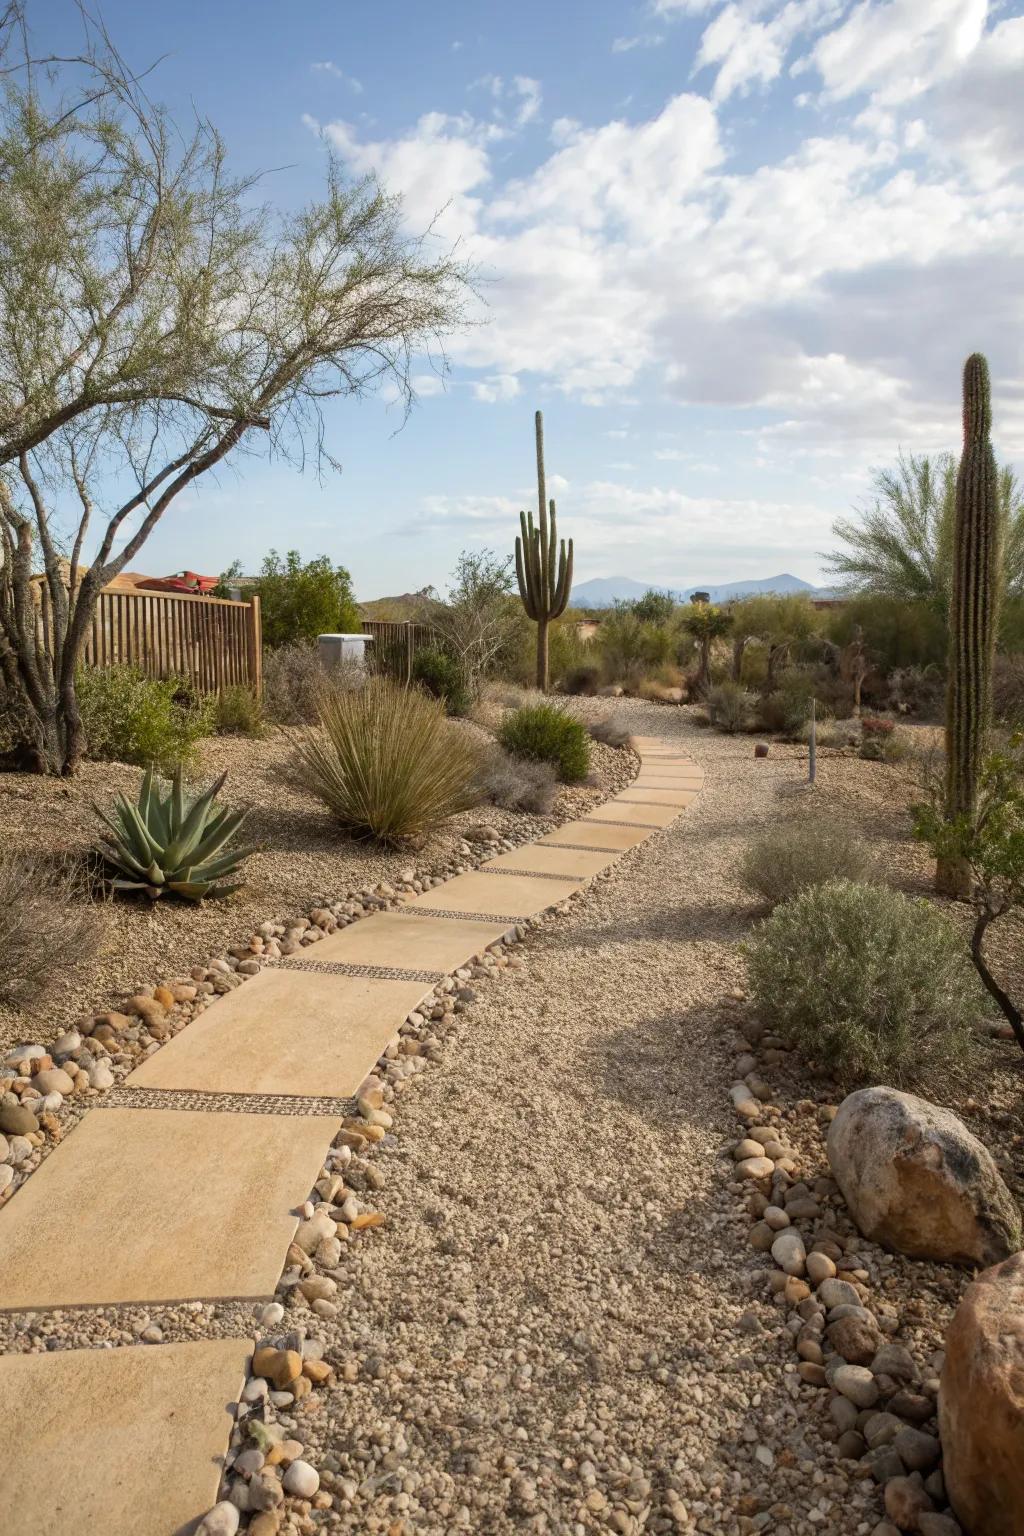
[0,1108,337,1309]
[412,869,583,919]
[615,787,699,806]
[586,800,680,827]
[0,1338,250,1536]
[539,819,654,851]
[481,844,620,878]
[301,910,512,972]
[126,968,431,1099]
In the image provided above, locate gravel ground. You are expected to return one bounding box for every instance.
[0,721,634,1055]
[5,700,1022,1536]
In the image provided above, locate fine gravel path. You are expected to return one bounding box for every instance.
[300,705,880,1536]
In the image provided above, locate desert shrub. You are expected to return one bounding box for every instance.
[740,821,873,907]
[745,880,985,1089]
[992,653,1024,727]
[597,606,675,689]
[222,549,360,647]
[563,662,603,696]
[0,853,107,1008]
[631,589,676,625]
[262,641,327,725]
[215,685,265,737]
[77,665,212,770]
[638,678,684,704]
[499,702,591,783]
[474,746,558,815]
[859,715,895,760]
[823,595,947,675]
[411,647,470,716]
[888,664,945,718]
[804,717,858,749]
[293,676,482,842]
[547,620,595,688]
[706,681,755,733]
[588,712,632,749]
[755,670,815,737]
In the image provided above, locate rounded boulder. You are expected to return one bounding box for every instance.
[827,1087,1022,1266]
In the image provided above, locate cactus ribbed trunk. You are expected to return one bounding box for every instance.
[937,353,1000,897]
[514,409,574,693]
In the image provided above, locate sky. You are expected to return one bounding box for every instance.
[32,0,1024,598]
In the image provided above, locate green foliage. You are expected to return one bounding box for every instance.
[215,685,265,737]
[739,821,873,907]
[631,589,676,625]
[77,666,213,771]
[730,593,817,645]
[95,766,252,901]
[945,355,1000,883]
[515,411,574,690]
[428,549,524,698]
[826,449,1024,610]
[746,880,985,1089]
[499,702,591,783]
[755,670,815,737]
[823,595,947,674]
[914,734,1024,1052]
[412,647,471,716]
[597,605,675,688]
[242,550,360,648]
[293,676,482,841]
[706,681,755,733]
[681,603,732,692]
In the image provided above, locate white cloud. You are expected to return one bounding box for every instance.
[472,373,521,403]
[311,61,363,92]
[412,374,447,397]
[612,33,666,53]
[813,0,988,106]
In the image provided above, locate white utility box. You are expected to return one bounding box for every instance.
[318,633,374,671]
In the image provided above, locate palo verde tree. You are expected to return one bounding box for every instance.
[0,9,472,773]
[515,410,573,692]
[681,601,732,696]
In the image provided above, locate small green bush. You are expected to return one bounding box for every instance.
[411,647,470,716]
[755,671,815,737]
[740,821,873,907]
[499,702,591,783]
[706,681,755,733]
[77,665,212,770]
[215,685,265,737]
[746,880,985,1089]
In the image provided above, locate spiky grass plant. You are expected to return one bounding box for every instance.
[95,766,252,900]
[293,675,483,842]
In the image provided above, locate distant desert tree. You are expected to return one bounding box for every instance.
[825,451,1024,611]
[0,12,472,774]
[223,551,361,648]
[681,603,732,694]
[631,588,676,626]
[429,549,522,699]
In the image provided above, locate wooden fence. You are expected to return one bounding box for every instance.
[41,586,263,696]
[360,619,435,681]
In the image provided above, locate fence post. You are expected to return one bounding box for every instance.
[248,594,263,697]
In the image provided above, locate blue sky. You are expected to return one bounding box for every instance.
[35,0,1024,597]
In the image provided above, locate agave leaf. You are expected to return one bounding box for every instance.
[176,844,257,883]
[167,880,212,900]
[122,800,165,862]
[164,773,229,869]
[138,767,155,829]
[170,764,186,838]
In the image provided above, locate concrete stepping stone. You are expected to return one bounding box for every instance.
[481,843,620,878]
[0,1107,337,1310]
[412,868,583,919]
[301,909,513,973]
[586,800,680,828]
[0,1338,250,1536]
[126,967,431,1099]
[616,787,699,806]
[539,819,654,851]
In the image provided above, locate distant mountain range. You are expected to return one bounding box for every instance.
[571,573,837,607]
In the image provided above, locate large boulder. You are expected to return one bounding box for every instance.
[940,1252,1024,1535]
[827,1087,1021,1266]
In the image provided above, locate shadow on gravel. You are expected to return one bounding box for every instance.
[570,899,753,949]
[578,1006,737,1135]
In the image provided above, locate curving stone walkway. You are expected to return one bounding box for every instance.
[0,735,703,1534]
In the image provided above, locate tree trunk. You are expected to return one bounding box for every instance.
[731,636,747,683]
[536,617,550,692]
[935,855,973,900]
[970,908,1024,1056]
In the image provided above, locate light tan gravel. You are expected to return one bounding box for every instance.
[0,724,634,1054]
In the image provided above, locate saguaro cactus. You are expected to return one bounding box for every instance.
[515,410,573,691]
[938,353,1001,896]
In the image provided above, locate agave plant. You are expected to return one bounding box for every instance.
[95,766,252,900]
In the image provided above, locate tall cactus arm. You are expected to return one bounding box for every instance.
[516,524,540,620]
[553,537,574,615]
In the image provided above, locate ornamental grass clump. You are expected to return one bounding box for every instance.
[499,701,590,783]
[745,879,986,1090]
[739,820,873,908]
[294,675,482,841]
[0,853,108,1008]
